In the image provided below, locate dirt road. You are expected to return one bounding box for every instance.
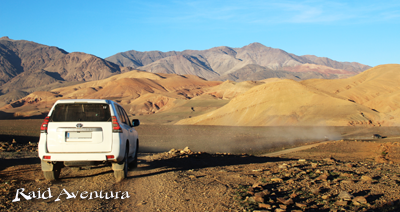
[1,150,289,211]
[2,141,400,211]
[1,120,400,211]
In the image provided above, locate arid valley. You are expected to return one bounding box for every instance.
[1,37,400,211]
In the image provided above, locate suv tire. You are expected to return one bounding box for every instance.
[129,140,139,169]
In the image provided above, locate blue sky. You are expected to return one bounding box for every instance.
[1,0,399,67]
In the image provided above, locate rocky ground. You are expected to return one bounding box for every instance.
[0,140,400,211]
[234,155,400,211]
[1,120,400,211]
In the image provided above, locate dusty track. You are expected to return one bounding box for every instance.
[261,141,329,157]
[1,120,400,211]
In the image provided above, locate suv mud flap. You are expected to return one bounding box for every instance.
[112,162,125,171]
[41,160,64,171]
[112,156,136,171]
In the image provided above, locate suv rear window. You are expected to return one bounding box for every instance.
[50,103,111,122]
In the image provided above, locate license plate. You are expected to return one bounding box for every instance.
[67,132,92,139]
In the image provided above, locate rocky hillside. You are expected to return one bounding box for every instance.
[106,43,371,81]
[0,36,133,96]
[0,70,221,118]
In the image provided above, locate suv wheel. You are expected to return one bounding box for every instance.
[129,140,139,169]
[114,149,128,182]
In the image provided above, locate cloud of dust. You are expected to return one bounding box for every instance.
[213,126,343,154]
[139,125,343,155]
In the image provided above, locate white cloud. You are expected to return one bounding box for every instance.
[140,0,400,25]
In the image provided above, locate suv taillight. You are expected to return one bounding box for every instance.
[40,116,50,133]
[112,116,122,133]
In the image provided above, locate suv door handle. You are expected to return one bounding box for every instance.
[130,130,132,132]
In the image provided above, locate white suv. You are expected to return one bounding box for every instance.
[38,99,139,181]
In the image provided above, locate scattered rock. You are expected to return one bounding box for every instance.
[245,196,256,203]
[182,146,192,153]
[375,156,389,164]
[276,197,294,205]
[271,178,283,183]
[289,192,297,199]
[338,191,354,201]
[361,175,373,182]
[232,147,400,211]
[246,190,255,196]
[295,202,307,208]
[254,192,266,202]
[279,204,287,209]
[341,180,354,184]
[321,194,330,200]
[323,157,336,163]
[168,148,177,154]
[316,174,328,181]
[335,200,348,206]
[258,203,271,209]
[310,188,320,195]
[340,172,352,178]
[252,182,262,188]
[279,164,288,169]
[136,201,147,206]
[261,190,270,196]
[352,196,368,206]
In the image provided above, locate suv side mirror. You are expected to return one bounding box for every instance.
[132,119,140,127]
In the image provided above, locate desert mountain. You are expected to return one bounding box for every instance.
[282,64,356,79]
[176,64,400,126]
[1,70,221,118]
[0,37,133,94]
[139,54,219,80]
[106,43,371,81]
[106,49,180,68]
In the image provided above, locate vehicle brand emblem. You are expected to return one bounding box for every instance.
[76,123,83,128]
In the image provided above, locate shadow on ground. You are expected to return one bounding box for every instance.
[0,135,39,144]
[0,157,40,171]
[129,152,295,179]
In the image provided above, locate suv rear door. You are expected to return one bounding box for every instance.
[46,103,113,153]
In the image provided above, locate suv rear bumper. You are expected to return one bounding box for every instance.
[38,133,124,163]
[40,152,118,162]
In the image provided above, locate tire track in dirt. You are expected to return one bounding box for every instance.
[103,153,236,211]
[261,141,330,157]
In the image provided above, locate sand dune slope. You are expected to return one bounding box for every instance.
[302,64,400,120]
[203,80,265,100]
[176,78,387,126]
